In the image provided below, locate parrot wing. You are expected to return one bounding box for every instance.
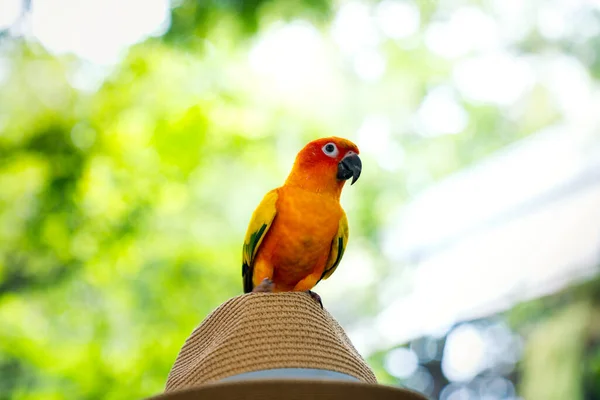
[319,210,349,282]
[242,189,278,293]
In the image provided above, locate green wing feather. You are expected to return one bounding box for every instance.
[319,211,349,282]
[242,189,278,293]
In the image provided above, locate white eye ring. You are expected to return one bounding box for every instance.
[322,142,339,158]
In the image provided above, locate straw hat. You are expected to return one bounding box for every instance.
[149,292,427,400]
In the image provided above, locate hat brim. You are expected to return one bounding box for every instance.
[148,379,428,400]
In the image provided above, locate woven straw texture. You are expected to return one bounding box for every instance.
[165,292,378,392]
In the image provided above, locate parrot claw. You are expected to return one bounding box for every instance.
[307,290,323,309]
[252,278,274,293]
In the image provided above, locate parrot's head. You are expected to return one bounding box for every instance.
[286,137,362,196]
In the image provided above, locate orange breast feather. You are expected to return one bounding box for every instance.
[252,186,342,291]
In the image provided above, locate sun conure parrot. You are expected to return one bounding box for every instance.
[241,137,362,306]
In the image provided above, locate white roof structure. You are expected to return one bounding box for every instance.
[356,122,600,355]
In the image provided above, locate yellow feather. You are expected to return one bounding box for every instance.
[319,211,349,282]
[241,189,278,293]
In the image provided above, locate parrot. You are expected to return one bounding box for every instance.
[241,137,362,307]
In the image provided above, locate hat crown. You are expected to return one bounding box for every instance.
[165,292,377,391]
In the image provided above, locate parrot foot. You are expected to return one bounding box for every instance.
[307,290,323,309]
[252,278,274,293]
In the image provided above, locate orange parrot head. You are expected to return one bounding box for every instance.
[285,137,362,195]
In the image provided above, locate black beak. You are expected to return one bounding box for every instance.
[337,153,362,185]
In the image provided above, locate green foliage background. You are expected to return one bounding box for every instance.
[1,0,599,399]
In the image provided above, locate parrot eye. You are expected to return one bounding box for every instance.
[322,143,339,158]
